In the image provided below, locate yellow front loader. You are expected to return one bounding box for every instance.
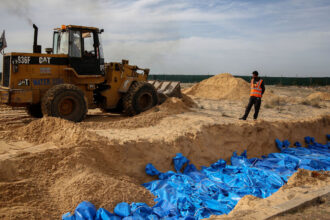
[0,24,181,122]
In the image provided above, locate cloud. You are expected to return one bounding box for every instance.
[0,0,330,76]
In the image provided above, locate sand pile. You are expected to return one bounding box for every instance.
[82,96,196,130]
[1,117,104,146]
[157,95,195,113]
[3,117,80,144]
[51,171,155,215]
[0,144,155,219]
[263,94,292,107]
[183,73,281,102]
[181,93,198,108]
[290,91,330,108]
[184,73,251,100]
[307,91,330,101]
[284,169,329,188]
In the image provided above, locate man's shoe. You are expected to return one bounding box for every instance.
[239,117,246,120]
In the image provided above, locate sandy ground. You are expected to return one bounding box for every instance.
[0,74,329,219]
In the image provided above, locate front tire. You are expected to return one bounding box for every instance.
[123,82,158,116]
[41,84,87,122]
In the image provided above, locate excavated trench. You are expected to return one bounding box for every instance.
[0,114,329,219]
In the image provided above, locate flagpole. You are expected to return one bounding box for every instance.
[0,30,7,55]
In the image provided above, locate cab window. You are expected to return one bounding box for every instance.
[98,34,104,59]
[82,32,95,57]
[53,31,69,55]
[69,30,82,58]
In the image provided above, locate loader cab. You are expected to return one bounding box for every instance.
[52,25,105,75]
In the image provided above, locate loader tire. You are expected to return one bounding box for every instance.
[41,84,87,122]
[26,104,43,118]
[123,82,158,116]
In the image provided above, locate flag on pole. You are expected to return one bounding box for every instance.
[0,30,7,53]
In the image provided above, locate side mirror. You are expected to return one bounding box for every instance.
[45,48,53,54]
[100,29,104,33]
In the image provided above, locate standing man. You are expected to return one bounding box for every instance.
[240,71,265,120]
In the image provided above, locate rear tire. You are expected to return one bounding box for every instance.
[26,104,43,118]
[123,82,158,116]
[41,84,87,122]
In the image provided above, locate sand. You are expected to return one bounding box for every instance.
[0,74,329,219]
[0,144,155,219]
[183,73,279,101]
[82,95,196,130]
[184,73,251,100]
[307,91,330,101]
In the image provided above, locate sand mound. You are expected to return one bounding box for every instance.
[51,171,155,214]
[284,169,329,188]
[229,195,262,213]
[264,95,291,107]
[157,96,193,113]
[2,117,103,146]
[3,117,80,144]
[183,73,279,102]
[294,92,330,107]
[0,142,155,219]
[82,96,196,130]
[307,92,330,101]
[2,96,197,144]
[181,94,198,108]
[184,73,250,100]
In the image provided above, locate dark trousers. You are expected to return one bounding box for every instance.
[243,96,262,119]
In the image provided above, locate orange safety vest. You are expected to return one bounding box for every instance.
[250,79,263,97]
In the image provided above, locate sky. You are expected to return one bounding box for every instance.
[0,0,330,76]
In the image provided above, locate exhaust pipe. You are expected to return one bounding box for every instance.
[33,24,41,53]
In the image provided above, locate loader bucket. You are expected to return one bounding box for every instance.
[148,80,182,104]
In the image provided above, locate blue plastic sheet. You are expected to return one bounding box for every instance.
[63,135,330,220]
[114,203,131,217]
